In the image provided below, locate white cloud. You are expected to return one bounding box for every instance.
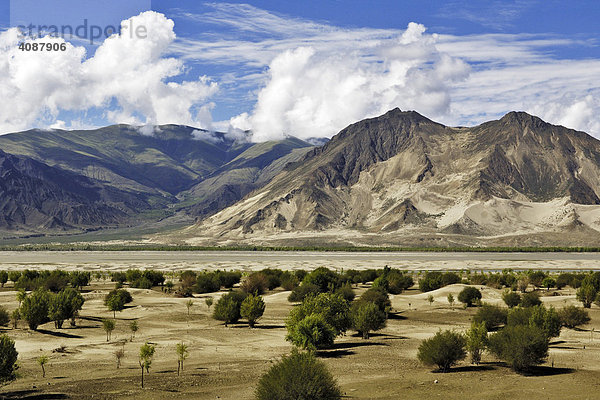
[0,11,217,134]
[231,23,469,141]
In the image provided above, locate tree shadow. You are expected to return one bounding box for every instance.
[36,329,83,339]
[316,349,355,358]
[520,366,575,377]
[0,390,68,400]
[253,324,285,330]
[438,365,496,373]
[387,312,407,320]
[329,341,388,350]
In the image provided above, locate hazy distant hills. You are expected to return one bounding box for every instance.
[0,125,313,237]
[179,109,600,247]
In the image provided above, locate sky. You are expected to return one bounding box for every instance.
[1,0,599,141]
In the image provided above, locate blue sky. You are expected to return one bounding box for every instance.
[1,1,599,140]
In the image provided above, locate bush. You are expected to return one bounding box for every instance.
[441,272,461,286]
[506,306,532,327]
[529,305,561,338]
[465,321,488,364]
[528,271,547,288]
[213,291,247,326]
[458,286,482,307]
[334,282,355,302]
[541,277,556,291]
[558,305,590,329]
[111,272,127,284]
[286,293,351,336]
[358,269,379,284]
[419,272,443,292]
[0,307,9,327]
[488,325,548,371]
[195,272,220,293]
[215,270,242,289]
[288,283,320,302]
[240,294,265,328]
[576,283,597,308]
[286,314,336,351]
[48,288,85,328]
[240,272,268,295]
[502,290,521,308]
[255,350,342,400]
[280,273,299,291]
[357,288,391,314]
[473,303,507,331]
[520,291,541,308]
[388,273,414,294]
[302,268,341,293]
[104,289,132,318]
[0,271,8,288]
[0,335,18,383]
[69,271,91,289]
[417,330,466,372]
[19,289,51,330]
[259,269,283,290]
[350,301,386,339]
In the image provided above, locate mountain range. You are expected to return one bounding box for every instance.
[3,109,600,247]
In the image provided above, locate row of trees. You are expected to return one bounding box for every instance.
[16,287,85,330]
[0,270,90,292]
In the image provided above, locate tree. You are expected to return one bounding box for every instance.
[286,314,336,351]
[558,305,590,329]
[255,349,342,400]
[473,303,507,331]
[465,321,488,364]
[0,271,7,288]
[427,294,435,306]
[19,289,51,330]
[502,290,521,308]
[11,309,20,329]
[417,330,466,372]
[350,301,386,339]
[528,271,547,288]
[0,335,18,383]
[139,342,155,388]
[576,283,597,308]
[240,272,269,295]
[358,288,391,314]
[16,289,26,307]
[37,355,49,378]
[205,297,213,309]
[458,287,482,307]
[528,305,561,339]
[286,293,351,337]
[176,342,188,376]
[0,307,9,327]
[240,294,266,328]
[542,277,556,291]
[520,292,542,308]
[115,347,125,369]
[130,321,139,341]
[48,288,85,329]
[488,325,548,372]
[186,299,194,316]
[447,293,455,308]
[105,294,125,319]
[103,319,116,341]
[288,283,320,302]
[69,271,91,290]
[302,267,341,293]
[213,291,247,326]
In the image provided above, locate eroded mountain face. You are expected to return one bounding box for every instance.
[187,109,600,246]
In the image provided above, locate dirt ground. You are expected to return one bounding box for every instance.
[1,279,600,400]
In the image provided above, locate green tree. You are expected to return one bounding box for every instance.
[48,288,84,329]
[427,294,435,306]
[186,299,194,316]
[417,330,466,372]
[286,314,336,351]
[350,301,386,339]
[205,297,213,309]
[0,307,9,327]
[240,294,266,328]
[19,289,51,330]
[286,293,351,337]
[447,293,455,308]
[520,292,542,308]
[473,303,507,331]
[105,295,125,319]
[255,350,342,400]
[37,355,49,378]
[458,287,482,307]
[103,319,116,341]
[576,283,597,308]
[139,342,156,388]
[558,305,590,329]
[302,267,341,293]
[542,277,556,291]
[130,320,139,341]
[502,290,521,308]
[528,305,561,339]
[488,325,548,372]
[465,321,488,364]
[115,346,125,369]
[0,271,7,288]
[213,291,247,326]
[176,342,188,376]
[0,335,18,383]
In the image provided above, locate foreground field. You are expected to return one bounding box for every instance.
[1,277,600,399]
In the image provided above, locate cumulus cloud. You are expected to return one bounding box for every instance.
[0,11,217,134]
[231,23,469,141]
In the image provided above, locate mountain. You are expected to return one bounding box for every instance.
[178,109,600,247]
[0,126,313,237]
[0,149,148,233]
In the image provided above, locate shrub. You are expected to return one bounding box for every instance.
[528,271,547,288]
[69,271,91,290]
[132,277,153,289]
[104,289,131,318]
[502,290,521,308]
[458,287,482,307]
[473,303,507,331]
[441,272,461,286]
[465,321,488,364]
[240,272,268,295]
[280,273,299,291]
[213,291,247,326]
[357,288,391,314]
[488,325,548,371]
[8,271,21,284]
[215,270,242,289]
[334,282,355,302]
[255,350,342,400]
[576,283,597,308]
[0,335,18,383]
[419,272,443,292]
[240,294,265,327]
[350,301,386,339]
[286,293,351,336]
[195,272,220,293]
[388,273,414,294]
[555,273,572,289]
[507,306,532,327]
[286,314,336,351]
[288,283,320,302]
[259,269,283,290]
[417,330,466,372]
[520,291,541,308]
[111,272,127,284]
[0,271,8,288]
[528,305,561,339]
[358,269,379,284]
[302,267,341,293]
[0,307,9,327]
[541,277,556,291]
[19,289,51,330]
[558,305,590,329]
